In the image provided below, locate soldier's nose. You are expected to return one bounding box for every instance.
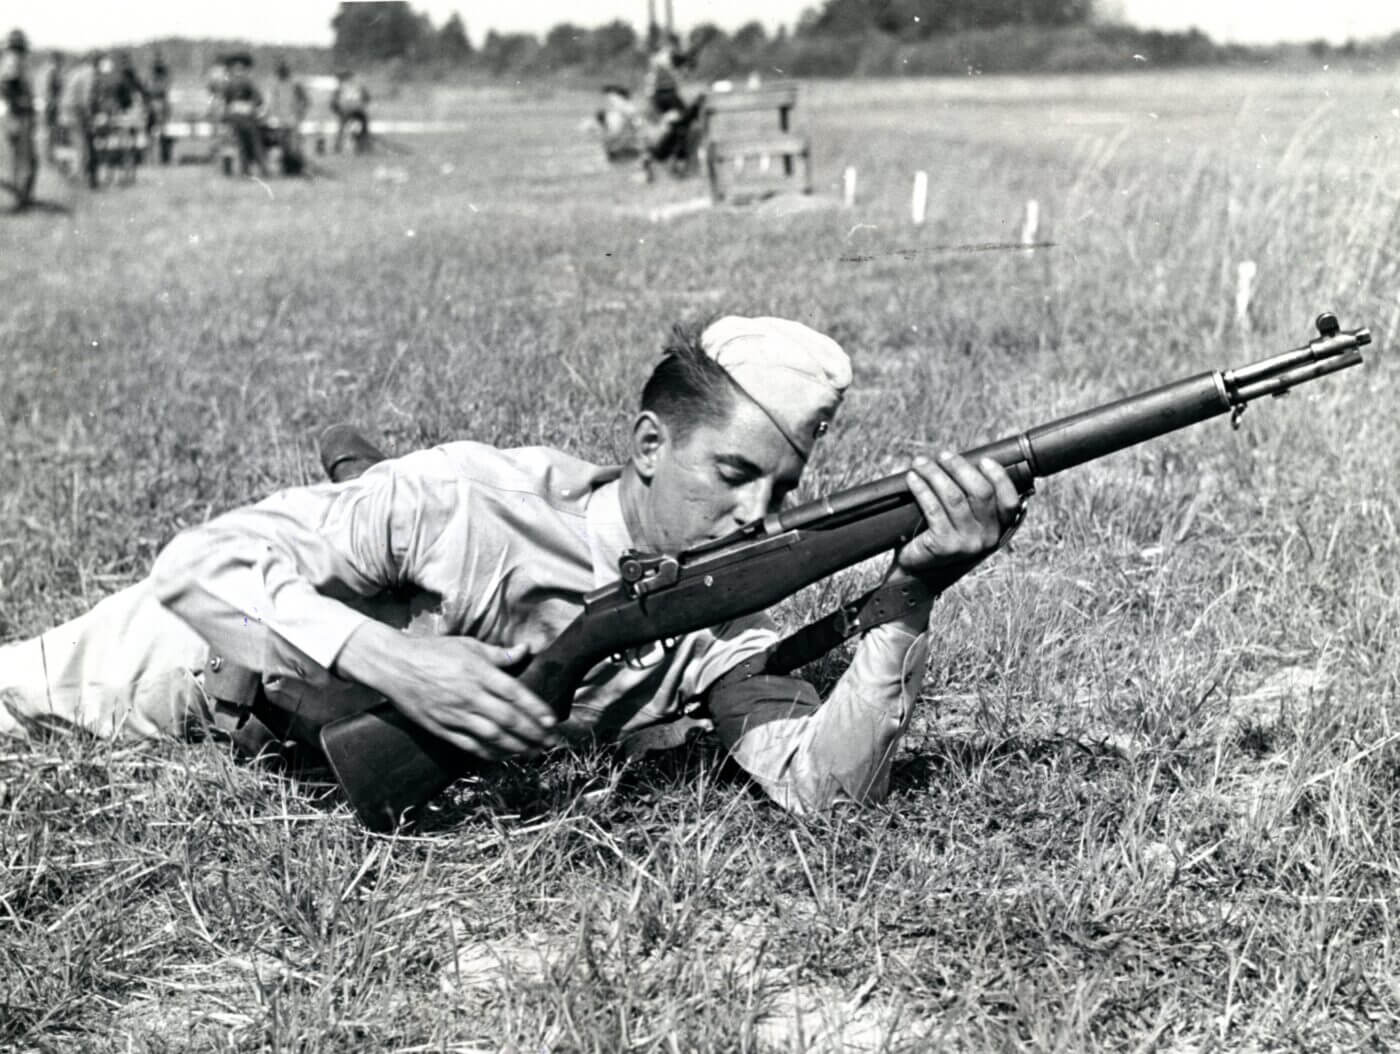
[733,482,772,524]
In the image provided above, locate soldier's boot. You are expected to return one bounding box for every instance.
[317,424,388,483]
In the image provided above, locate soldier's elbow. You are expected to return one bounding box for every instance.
[148,526,213,607]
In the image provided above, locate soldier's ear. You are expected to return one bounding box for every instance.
[630,411,667,480]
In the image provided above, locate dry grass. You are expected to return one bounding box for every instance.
[3,68,1399,1050]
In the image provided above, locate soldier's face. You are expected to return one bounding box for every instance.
[638,393,805,552]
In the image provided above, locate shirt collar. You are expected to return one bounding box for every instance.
[584,477,635,588]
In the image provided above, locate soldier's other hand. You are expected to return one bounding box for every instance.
[894,452,1026,583]
[335,626,560,762]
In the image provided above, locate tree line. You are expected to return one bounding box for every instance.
[325,1,1400,79]
[115,0,1397,83]
[329,0,1104,74]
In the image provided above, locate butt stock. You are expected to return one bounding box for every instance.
[321,313,1372,831]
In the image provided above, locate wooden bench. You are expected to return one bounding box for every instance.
[701,82,812,204]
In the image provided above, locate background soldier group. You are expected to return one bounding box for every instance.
[4,26,348,209]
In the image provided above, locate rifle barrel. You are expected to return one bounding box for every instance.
[1224,328,1369,391]
[773,327,1369,534]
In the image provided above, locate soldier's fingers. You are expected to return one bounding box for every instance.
[433,703,547,758]
[408,709,508,762]
[495,677,561,734]
[936,451,997,510]
[978,457,1025,521]
[455,732,525,764]
[457,707,548,756]
[472,681,560,746]
[905,461,961,540]
[451,648,558,731]
[917,456,982,533]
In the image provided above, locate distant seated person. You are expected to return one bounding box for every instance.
[221,52,267,178]
[595,84,643,163]
[639,32,704,180]
[331,70,370,154]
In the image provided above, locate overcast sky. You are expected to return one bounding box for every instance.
[11,0,1400,51]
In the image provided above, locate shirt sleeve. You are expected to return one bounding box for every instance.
[704,619,931,815]
[149,455,462,683]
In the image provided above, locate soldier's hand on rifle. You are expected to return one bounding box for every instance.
[893,451,1027,583]
[334,623,561,761]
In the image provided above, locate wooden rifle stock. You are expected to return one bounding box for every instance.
[320,315,1371,831]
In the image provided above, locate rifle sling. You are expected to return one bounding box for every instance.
[713,568,968,690]
[766,576,937,675]
[756,503,1031,678]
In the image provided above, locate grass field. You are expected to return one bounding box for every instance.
[3,68,1399,1051]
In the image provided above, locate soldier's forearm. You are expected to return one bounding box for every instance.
[714,621,930,814]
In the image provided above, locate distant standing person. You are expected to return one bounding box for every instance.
[331,69,370,154]
[147,50,171,163]
[266,59,309,174]
[59,49,99,188]
[111,52,148,167]
[205,58,229,121]
[41,49,63,162]
[221,52,267,178]
[1,28,38,208]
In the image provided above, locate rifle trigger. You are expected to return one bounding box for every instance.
[1230,403,1247,430]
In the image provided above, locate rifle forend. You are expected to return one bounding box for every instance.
[320,312,1371,831]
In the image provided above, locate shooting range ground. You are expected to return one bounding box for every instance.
[3,67,1399,1051]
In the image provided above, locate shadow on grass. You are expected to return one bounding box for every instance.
[209,720,1154,837]
[400,728,1144,835]
[0,181,71,215]
[408,735,754,834]
[890,731,1135,798]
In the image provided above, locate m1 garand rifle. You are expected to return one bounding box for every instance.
[321,313,1373,831]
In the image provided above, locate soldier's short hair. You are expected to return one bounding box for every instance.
[639,323,738,442]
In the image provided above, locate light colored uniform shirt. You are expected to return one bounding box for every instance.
[0,442,931,813]
[266,78,307,127]
[59,62,96,123]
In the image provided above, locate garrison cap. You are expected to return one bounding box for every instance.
[701,316,852,459]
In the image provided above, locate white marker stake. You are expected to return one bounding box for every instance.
[1021,199,1040,252]
[843,166,857,207]
[1235,260,1257,332]
[912,170,928,225]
